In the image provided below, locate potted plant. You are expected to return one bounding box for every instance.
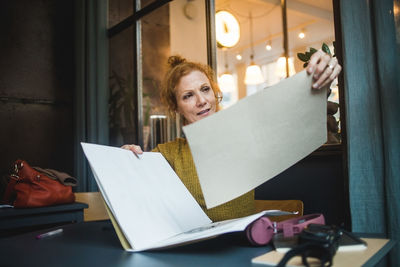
[109,71,136,145]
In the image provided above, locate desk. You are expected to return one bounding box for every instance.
[0,220,394,267]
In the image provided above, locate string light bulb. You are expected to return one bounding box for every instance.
[265,41,272,51]
[298,29,306,39]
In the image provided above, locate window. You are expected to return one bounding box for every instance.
[108,0,210,150]
[216,0,341,144]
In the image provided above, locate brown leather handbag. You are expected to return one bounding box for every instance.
[2,160,76,208]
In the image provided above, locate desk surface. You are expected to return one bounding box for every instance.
[0,220,394,267]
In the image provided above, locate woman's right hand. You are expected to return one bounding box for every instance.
[121,144,143,155]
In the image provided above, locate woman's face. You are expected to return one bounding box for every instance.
[175,70,217,124]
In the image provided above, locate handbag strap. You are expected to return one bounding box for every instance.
[32,167,77,186]
[276,214,325,238]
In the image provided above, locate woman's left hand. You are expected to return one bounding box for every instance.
[306,50,342,90]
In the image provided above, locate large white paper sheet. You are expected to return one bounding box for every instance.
[183,70,327,208]
[81,143,212,250]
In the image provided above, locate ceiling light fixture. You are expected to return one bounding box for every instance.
[244,12,264,85]
[218,50,236,108]
[215,11,240,48]
[218,50,235,92]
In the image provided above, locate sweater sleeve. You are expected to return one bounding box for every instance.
[151,139,183,170]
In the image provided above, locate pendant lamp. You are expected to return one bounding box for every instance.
[218,50,235,93]
[244,12,264,85]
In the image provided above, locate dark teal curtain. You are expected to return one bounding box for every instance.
[74,0,109,192]
[340,0,400,264]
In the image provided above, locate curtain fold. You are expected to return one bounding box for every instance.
[340,0,400,264]
[372,0,400,264]
[74,0,109,192]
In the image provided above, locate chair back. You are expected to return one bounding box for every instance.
[254,199,304,222]
[75,192,109,221]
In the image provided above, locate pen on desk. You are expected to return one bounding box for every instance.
[36,228,63,239]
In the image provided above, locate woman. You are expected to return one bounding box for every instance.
[122,51,341,222]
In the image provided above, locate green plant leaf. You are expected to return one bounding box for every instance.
[310,47,317,54]
[322,43,331,55]
[303,62,308,68]
[297,52,308,62]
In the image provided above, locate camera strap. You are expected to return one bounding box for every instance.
[276,242,334,267]
[277,213,325,238]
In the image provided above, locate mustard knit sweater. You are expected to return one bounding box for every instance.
[153,137,255,222]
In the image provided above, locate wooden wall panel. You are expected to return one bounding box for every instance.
[0,1,75,187]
